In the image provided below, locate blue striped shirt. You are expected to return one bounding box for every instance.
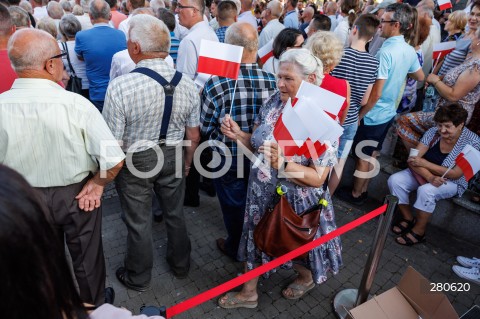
[169,31,180,65]
[216,26,228,43]
[420,127,480,196]
[331,48,379,126]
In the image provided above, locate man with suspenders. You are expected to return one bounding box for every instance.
[103,15,201,290]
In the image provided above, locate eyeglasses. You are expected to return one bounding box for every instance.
[49,50,67,60]
[380,19,398,24]
[176,3,198,10]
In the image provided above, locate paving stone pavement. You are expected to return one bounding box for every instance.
[101,185,480,318]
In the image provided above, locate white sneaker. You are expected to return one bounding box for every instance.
[457,256,480,268]
[452,266,480,285]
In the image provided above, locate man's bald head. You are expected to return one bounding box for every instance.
[326,1,337,14]
[225,21,258,52]
[302,6,314,22]
[47,1,64,19]
[89,0,110,21]
[8,28,58,72]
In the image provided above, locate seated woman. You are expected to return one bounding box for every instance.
[0,164,164,319]
[388,104,480,246]
[218,49,342,308]
[262,28,304,75]
[397,27,480,150]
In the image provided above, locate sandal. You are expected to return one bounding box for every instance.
[281,281,316,300]
[218,292,258,309]
[395,230,426,246]
[391,217,416,235]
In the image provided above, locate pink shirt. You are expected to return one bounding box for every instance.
[0,50,17,94]
[111,10,127,29]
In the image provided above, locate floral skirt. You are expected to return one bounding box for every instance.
[396,111,435,146]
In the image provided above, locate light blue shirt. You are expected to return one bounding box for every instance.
[283,10,299,29]
[364,36,421,125]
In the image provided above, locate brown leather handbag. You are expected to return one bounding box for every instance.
[253,183,327,260]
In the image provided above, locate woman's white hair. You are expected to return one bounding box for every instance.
[8,29,58,72]
[129,14,171,53]
[279,48,324,85]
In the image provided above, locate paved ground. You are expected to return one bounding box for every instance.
[101,185,480,318]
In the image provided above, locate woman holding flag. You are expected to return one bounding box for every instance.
[388,104,480,246]
[217,48,342,308]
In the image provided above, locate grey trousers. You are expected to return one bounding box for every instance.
[115,146,191,286]
[36,176,106,306]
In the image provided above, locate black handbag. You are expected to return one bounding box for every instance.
[61,42,83,94]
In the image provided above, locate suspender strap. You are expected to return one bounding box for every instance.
[130,67,182,142]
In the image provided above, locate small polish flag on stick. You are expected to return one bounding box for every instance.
[438,0,452,11]
[432,41,456,60]
[455,145,480,181]
[197,40,243,80]
[258,39,274,65]
[296,81,346,119]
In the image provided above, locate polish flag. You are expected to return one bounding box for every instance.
[438,0,452,11]
[296,81,346,119]
[197,40,243,80]
[455,145,480,181]
[273,98,305,157]
[258,39,274,65]
[432,41,456,60]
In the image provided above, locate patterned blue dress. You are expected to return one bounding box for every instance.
[237,91,343,284]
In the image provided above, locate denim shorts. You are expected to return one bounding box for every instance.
[338,121,359,158]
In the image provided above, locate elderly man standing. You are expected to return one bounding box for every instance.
[103,14,200,289]
[175,0,218,79]
[201,22,277,260]
[75,0,126,112]
[258,0,284,48]
[337,3,424,205]
[0,29,125,306]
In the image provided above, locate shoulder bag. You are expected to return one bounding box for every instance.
[61,42,83,94]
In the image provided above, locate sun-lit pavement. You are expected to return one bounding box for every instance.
[101,184,480,318]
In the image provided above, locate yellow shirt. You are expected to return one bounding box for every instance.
[0,79,125,187]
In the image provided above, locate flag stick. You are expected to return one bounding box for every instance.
[228,80,238,116]
[432,52,442,73]
[441,162,455,179]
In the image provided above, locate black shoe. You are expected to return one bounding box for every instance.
[172,268,189,279]
[183,198,199,207]
[153,214,164,223]
[336,187,367,206]
[104,287,115,304]
[115,267,150,292]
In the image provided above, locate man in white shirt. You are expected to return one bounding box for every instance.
[175,0,218,79]
[325,1,338,31]
[237,0,257,29]
[0,28,125,306]
[30,0,48,20]
[283,0,299,29]
[118,0,145,38]
[258,0,284,48]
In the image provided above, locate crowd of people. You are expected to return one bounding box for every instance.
[1,0,480,316]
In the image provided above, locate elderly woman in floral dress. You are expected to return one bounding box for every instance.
[217,48,342,309]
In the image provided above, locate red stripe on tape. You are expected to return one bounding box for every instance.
[166,204,387,318]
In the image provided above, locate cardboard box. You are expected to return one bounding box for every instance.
[348,266,459,319]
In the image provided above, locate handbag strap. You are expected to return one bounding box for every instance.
[61,42,77,77]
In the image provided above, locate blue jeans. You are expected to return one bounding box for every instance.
[338,121,359,158]
[213,159,250,259]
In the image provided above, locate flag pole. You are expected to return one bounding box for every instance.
[441,162,455,179]
[228,80,238,116]
[432,52,442,73]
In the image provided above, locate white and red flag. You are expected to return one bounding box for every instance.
[432,41,456,60]
[296,81,346,120]
[273,99,306,157]
[258,39,274,65]
[197,40,243,80]
[438,0,452,11]
[455,145,480,181]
